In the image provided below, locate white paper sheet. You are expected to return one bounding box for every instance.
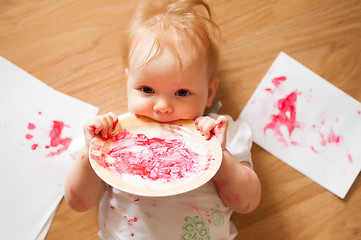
[239,52,361,199]
[35,209,56,240]
[0,56,99,239]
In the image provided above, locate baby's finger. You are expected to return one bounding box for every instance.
[214,116,229,134]
[203,120,217,140]
[195,117,209,132]
[83,118,104,147]
[196,117,215,140]
[86,118,102,136]
[109,112,118,129]
[105,113,117,137]
[215,115,229,126]
[98,115,111,140]
[194,117,204,130]
[213,116,229,149]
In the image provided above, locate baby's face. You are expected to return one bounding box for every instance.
[126,44,217,123]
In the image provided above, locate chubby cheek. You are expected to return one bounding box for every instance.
[178,104,205,120]
[128,95,151,115]
[191,100,208,117]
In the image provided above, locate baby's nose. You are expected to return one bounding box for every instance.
[154,97,172,113]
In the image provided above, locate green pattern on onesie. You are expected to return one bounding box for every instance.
[210,204,224,227]
[181,216,210,240]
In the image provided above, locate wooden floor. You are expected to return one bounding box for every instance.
[1,0,361,239]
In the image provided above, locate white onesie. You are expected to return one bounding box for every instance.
[97,113,253,240]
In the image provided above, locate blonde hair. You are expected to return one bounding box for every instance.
[122,0,220,79]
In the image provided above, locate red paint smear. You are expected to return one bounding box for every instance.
[264,91,299,137]
[112,118,119,129]
[348,154,354,164]
[272,76,286,87]
[214,179,230,194]
[234,195,242,205]
[92,129,211,182]
[327,128,341,144]
[311,146,319,153]
[46,121,72,157]
[31,144,39,150]
[264,88,273,93]
[131,233,135,237]
[211,122,223,138]
[90,143,110,168]
[319,127,342,146]
[124,216,138,226]
[25,134,33,140]
[243,204,251,212]
[319,132,327,146]
[28,123,36,130]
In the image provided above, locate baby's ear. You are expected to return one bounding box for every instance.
[207,77,219,107]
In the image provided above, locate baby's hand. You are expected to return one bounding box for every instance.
[195,115,229,150]
[83,112,118,148]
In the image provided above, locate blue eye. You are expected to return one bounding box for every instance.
[176,89,190,97]
[140,87,154,94]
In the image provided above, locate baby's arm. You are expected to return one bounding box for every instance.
[195,116,261,213]
[64,112,118,212]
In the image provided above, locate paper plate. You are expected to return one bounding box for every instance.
[89,114,222,197]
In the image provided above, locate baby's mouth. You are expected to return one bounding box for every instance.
[152,114,177,123]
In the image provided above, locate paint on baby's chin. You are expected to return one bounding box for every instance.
[93,129,211,182]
